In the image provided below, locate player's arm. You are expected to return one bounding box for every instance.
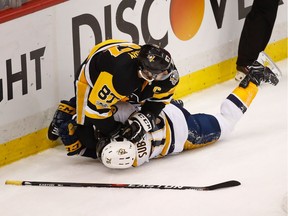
[143,69,179,116]
[84,73,126,137]
[121,68,179,143]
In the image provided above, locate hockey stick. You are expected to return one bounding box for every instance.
[5,180,240,191]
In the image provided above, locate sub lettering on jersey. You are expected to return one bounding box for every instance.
[136,140,148,158]
[133,136,151,167]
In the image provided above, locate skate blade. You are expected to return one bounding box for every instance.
[257,51,282,78]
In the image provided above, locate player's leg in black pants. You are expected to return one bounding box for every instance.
[237,0,279,67]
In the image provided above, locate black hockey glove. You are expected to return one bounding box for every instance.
[59,120,84,156]
[121,111,155,143]
[96,136,111,159]
[108,122,125,141]
[47,98,76,141]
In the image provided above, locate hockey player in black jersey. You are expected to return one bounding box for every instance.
[48,57,280,168]
[48,39,179,147]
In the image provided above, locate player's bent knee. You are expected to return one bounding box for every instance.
[186,114,221,144]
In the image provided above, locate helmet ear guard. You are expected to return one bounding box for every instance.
[100,139,136,169]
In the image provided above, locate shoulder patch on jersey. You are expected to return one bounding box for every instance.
[169,70,179,86]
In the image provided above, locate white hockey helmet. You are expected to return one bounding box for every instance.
[101,139,136,169]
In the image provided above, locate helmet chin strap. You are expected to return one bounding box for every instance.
[138,70,154,84]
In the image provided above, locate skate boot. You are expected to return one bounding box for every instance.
[257,51,282,78]
[236,51,282,82]
[47,97,76,141]
[239,61,279,88]
[235,65,250,81]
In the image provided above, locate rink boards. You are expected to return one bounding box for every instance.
[0,0,287,166]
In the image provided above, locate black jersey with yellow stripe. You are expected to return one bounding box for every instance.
[129,66,179,116]
[75,39,179,136]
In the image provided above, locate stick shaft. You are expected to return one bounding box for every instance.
[5,180,240,190]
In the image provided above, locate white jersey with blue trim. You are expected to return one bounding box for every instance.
[132,104,188,167]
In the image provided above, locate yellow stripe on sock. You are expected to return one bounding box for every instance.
[232,82,258,107]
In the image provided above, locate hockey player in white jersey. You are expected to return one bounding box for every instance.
[53,59,279,169]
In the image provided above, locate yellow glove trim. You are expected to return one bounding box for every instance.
[58,102,76,115]
[65,140,82,153]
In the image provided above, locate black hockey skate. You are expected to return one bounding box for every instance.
[47,98,76,141]
[239,61,279,88]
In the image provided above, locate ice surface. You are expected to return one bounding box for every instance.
[0,59,287,216]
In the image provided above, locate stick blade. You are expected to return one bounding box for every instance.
[204,180,241,191]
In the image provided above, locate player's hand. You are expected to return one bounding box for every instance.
[121,112,155,143]
[59,120,84,156]
[121,120,145,143]
[47,98,76,141]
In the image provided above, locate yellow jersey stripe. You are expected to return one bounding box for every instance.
[232,82,258,107]
[76,80,91,124]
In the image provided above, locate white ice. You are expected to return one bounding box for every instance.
[0,59,287,216]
